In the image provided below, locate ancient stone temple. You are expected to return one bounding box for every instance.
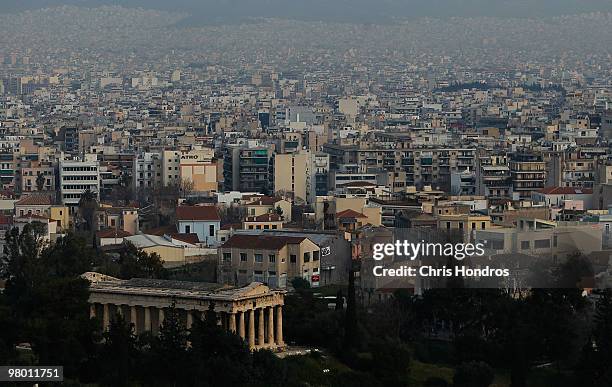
[83,272,285,351]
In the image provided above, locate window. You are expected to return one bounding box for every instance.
[304,252,311,263]
[534,239,550,249]
[491,240,504,250]
[255,254,263,263]
[446,222,451,229]
[458,222,464,229]
[521,241,530,250]
[209,225,215,237]
[472,222,476,229]
[272,225,277,229]
[313,251,320,261]
[269,254,276,263]
[185,225,191,234]
[481,222,486,229]
[290,254,297,263]
[222,253,231,262]
[240,253,247,262]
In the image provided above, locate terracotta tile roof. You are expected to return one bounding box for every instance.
[220,234,306,250]
[15,214,51,221]
[538,186,593,195]
[176,205,221,222]
[170,233,200,244]
[16,193,53,206]
[247,196,278,206]
[97,229,133,238]
[144,225,178,236]
[337,209,368,219]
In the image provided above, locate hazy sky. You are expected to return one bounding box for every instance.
[3,0,612,22]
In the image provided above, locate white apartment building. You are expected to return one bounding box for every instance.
[59,160,100,206]
[133,152,162,189]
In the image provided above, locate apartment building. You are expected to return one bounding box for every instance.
[509,152,547,199]
[59,159,100,206]
[218,234,321,288]
[474,218,602,259]
[274,150,316,204]
[20,163,55,193]
[133,151,162,189]
[179,148,219,193]
[223,145,273,193]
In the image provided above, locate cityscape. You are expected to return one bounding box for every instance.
[1,1,612,386]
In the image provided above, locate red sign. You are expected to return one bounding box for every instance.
[311,275,320,282]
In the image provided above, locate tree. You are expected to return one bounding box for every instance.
[143,303,189,386]
[44,232,95,277]
[335,289,344,311]
[290,277,310,290]
[188,302,254,386]
[117,242,167,280]
[2,225,95,379]
[98,314,139,387]
[453,361,494,387]
[78,189,98,232]
[109,172,133,205]
[577,290,612,385]
[343,266,360,352]
[2,223,48,319]
[36,171,46,191]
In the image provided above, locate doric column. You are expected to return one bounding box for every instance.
[186,310,193,329]
[103,304,110,331]
[267,306,274,346]
[158,308,165,328]
[248,309,255,350]
[89,303,96,319]
[238,311,245,339]
[275,305,284,346]
[130,306,138,333]
[144,307,151,331]
[257,308,265,347]
[229,313,237,333]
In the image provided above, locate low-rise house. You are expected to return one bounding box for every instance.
[176,205,221,246]
[242,213,284,230]
[218,234,321,288]
[97,229,133,247]
[244,196,292,222]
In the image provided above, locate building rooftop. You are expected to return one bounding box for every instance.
[221,234,307,250]
[15,193,53,206]
[538,187,593,195]
[85,273,283,301]
[176,205,221,222]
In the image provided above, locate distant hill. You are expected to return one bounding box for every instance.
[2,0,612,23]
